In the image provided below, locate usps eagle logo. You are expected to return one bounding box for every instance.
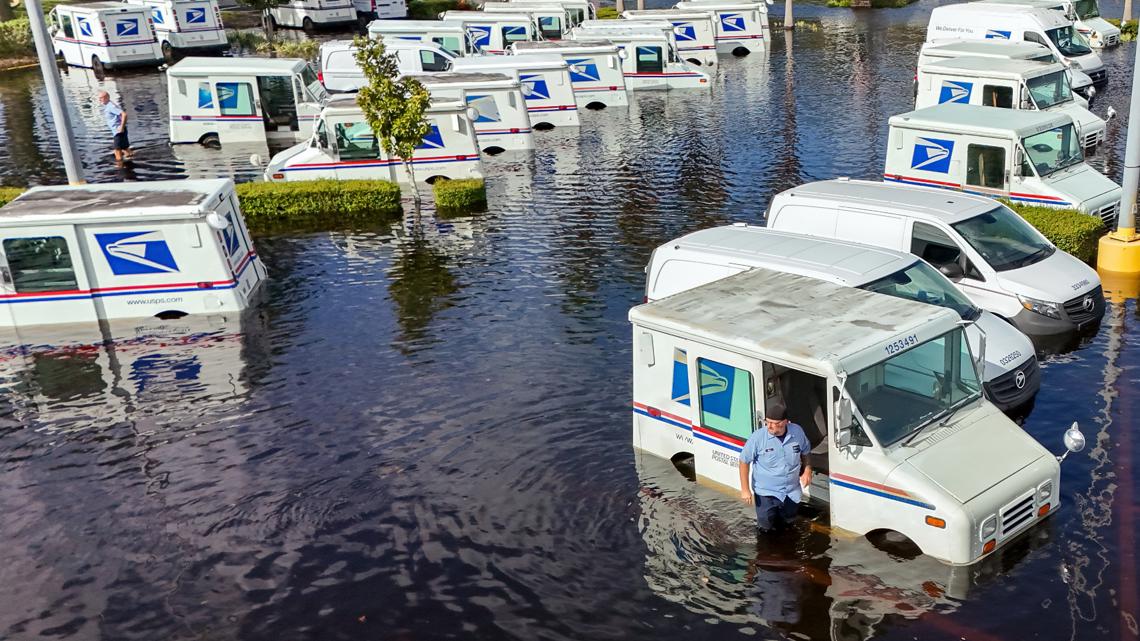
[152,8,165,24]
[467,25,491,48]
[417,125,445,150]
[938,80,972,104]
[186,7,206,23]
[985,29,1011,39]
[566,58,599,83]
[672,21,696,41]
[910,137,955,173]
[720,13,745,32]
[116,19,140,37]
[96,231,180,275]
[78,18,93,37]
[519,73,550,101]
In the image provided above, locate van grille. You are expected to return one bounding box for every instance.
[1063,286,1104,324]
[1104,33,1119,46]
[984,355,1039,407]
[1088,69,1107,83]
[999,491,1036,539]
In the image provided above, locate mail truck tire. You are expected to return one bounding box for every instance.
[199,133,221,149]
[731,46,750,57]
[482,145,505,155]
[425,175,446,184]
[91,55,106,75]
[533,121,554,131]
[302,17,315,32]
[585,101,606,110]
[686,58,702,66]
[162,41,175,64]
[866,529,921,560]
[155,310,188,320]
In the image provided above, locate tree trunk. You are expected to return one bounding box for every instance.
[0,1,15,23]
[637,0,644,10]
[263,9,276,44]
[1125,0,1133,23]
[404,159,421,208]
[615,0,624,14]
[784,0,793,29]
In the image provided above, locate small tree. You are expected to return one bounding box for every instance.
[237,0,282,42]
[352,36,432,204]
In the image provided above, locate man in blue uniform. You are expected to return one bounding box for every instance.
[738,402,812,532]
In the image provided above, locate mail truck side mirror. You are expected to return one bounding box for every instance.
[836,426,852,449]
[836,397,853,448]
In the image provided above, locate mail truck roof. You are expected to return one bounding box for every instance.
[0,179,232,226]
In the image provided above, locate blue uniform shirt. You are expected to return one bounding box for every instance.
[103,101,125,134]
[740,422,811,503]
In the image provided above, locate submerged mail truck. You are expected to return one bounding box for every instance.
[884,104,1120,223]
[439,10,539,54]
[450,54,580,127]
[167,57,328,147]
[482,2,571,39]
[0,179,264,328]
[414,72,535,153]
[49,2,163,72]
[620,10,719,67]
[268,0,356,30]
[264,95,483,184]
[512,40,628,109]
[674,0,767,55]
[915,57,1105,149]
[568,26,710,90]
[631,267,1080,565]
[644,224,1040,413]
[368,20,477,57]
[138,0,228,59]
[916,40,1095,103]
[510,0,595,26]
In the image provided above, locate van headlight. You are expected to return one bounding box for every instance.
[1069,60,1082,70]
[980,515,998,540]
[1018,295,1062,319]
[1036,480,1053,504]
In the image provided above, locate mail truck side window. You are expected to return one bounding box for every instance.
[982,84,1013,108]
[217,82,255,116]
[538,16,561,39]
[334,122,379,160]
[432,35,461,56]
[697,358,754,440]
[636,46,663,73]
[60,13,75,38]
[420,50,450,72]
[3,237,78,293]
[966,144,1007,190]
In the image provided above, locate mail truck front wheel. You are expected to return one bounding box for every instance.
[866,529,921,560]
[732,46,750,57]
[91,55,106,76]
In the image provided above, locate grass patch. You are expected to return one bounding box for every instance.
[433,178,487,216]
[1105,18,1137,41]
[235,180,402,233]
[0,187,25,208]
[596,6,619,18]
[226,31,319,60]
[221,9,264,29]
[827,0,915,7]
[407,0,463,19]
[1008,202,1105,263]
[0,18,35,59]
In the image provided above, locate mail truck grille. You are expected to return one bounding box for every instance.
[1095,202,1119,226]
[1063,286,1104,324]
[1104,33,1119,46]
[999,492,1036,539]
[984,355,1039,407]
[1088,69,1107,82]
[1082,130,1101,149]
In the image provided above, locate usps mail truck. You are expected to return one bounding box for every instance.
[450,54,579,127]
[569,27,710,90]
[368,20,478,57]
[766,179,1107,344]
[49,2,163,72]
[621,10,718,67]
[916,40,1095,104]
[632,267,1083,565]
[916,57,1104,150]
[925,4,1106,88]
[978,0,1119,47]
[353,0,407,21]
[0,179,264,328]
[512,40,628,109]
[268,0,356,30]
[439,10,540,54]
[884,104,1120,223]
[167,57,328,147]
[673,0,767,55]
[482,1,572,39]
[319,39,455,92]
[415,72,535,153]
[265,95,483,184]
[510,0,595,26]
[137,0,227,60]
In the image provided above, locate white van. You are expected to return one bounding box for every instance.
[631,266,1079,565]
[482,2,571,40]
[510,0,595,26]
[569,27,710,90]
[450,54,579,128]
[0,179,265,327]
[268,0,356,30]
[49,2,163,72]
[135,0,227,60]
[368,20,477,57]
[620,10,718,67]
[319,39,454,93]
[978,0,1119,48]
[766,179,1107,343]
[414,72,535,153]
[916,40,1095,104]
[439,10,539,54]
[915,57,1104,150]
[925,4,1107,89]
[352,0,406,21]
[511,40,629,109]
[673,0,767,55]
[645,224,1040,412]
[264,95,483,184]
[167,57,328,147]
[885,104,1120,222]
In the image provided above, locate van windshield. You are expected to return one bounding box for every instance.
[1074,0,1100,18]
[1046,25,1092,56]
[951,205,1056,271]
[846,328,981,447]
[1021,123,1083,177]
[860,261,981,321]
[1026,70,1072,109]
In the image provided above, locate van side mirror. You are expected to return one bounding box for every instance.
[938,262,964,281]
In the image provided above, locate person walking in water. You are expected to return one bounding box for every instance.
[738,402,812,533]
[98,91,133,165]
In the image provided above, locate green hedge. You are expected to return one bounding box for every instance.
[0,18,35,59]
[433,178,486,216]
[407,0,461,19]
[1008,202,1104,264]
[235,180,401,232]
[0,187,25,208]
[1105,18,1137,41]
[596,6,619,18]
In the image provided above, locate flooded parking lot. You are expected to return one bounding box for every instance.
[0,1,1137,639]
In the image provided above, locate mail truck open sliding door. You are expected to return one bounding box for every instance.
[683,344,763,490]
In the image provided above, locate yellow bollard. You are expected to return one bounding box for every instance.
[1098,263,1140,303]
[1097,228,1140,275]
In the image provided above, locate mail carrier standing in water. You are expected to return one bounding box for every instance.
[738,401,812,532]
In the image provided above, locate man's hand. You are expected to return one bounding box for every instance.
[740,489,754,505]
[799,466,812,489]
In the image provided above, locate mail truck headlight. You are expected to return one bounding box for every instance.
[980,515,998,540]
[1018,295,1061,319]
[1036,480,1053,505]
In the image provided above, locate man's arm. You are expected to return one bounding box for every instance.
[799,455,812,489]
[738,460,754,505]
[118,109,127,133]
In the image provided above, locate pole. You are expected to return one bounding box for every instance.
[1098,39,1140,273]
[25,0,85,185]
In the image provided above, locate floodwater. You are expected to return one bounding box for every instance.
[0,0,1138,639]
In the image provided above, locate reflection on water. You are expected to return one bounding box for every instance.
[0,4,1137,641]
